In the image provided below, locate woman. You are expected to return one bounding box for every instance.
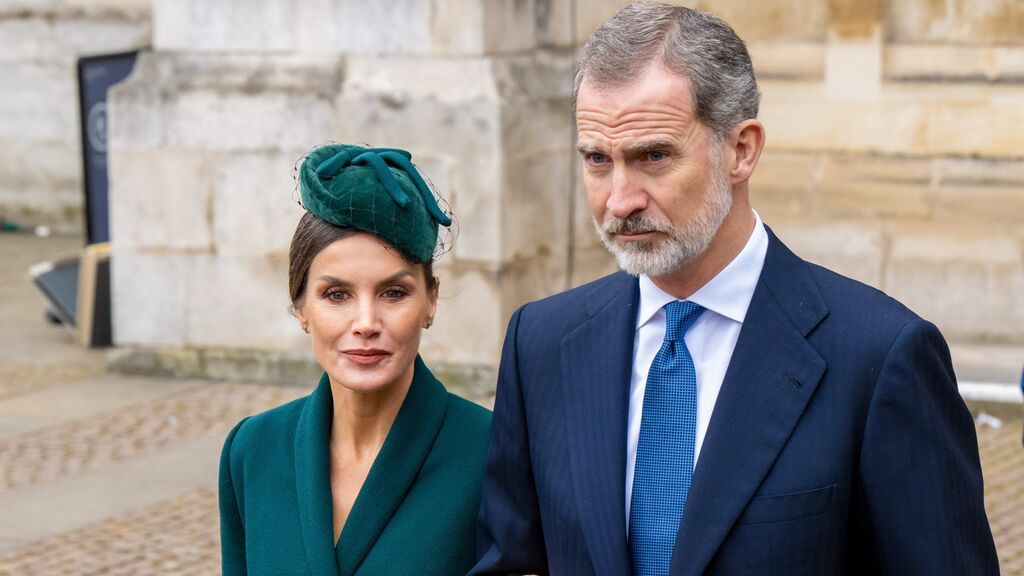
[219,144,491,575]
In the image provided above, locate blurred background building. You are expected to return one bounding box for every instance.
[3,0,1023,390]
[1,1,1022,572]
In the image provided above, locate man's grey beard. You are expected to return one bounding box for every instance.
[594,158,733,278]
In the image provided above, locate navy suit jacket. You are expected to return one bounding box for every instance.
[472,229,998,575]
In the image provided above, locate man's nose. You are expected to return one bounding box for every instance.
[606,167,647,220]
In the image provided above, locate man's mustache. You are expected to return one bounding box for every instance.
[601,215,675,236]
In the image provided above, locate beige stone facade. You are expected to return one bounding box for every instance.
[0,0,150,229]
[50,0,1024,382]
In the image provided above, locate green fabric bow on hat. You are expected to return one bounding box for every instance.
[299,144,452,263]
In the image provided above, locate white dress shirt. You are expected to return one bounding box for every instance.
[625,211,769,527]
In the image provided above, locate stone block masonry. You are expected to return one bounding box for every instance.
[98,0,1024,388]
[0,1,150,231]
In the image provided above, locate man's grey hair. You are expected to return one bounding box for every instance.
[573,2,761,138]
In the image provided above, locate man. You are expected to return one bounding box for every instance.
[472,3,998,575]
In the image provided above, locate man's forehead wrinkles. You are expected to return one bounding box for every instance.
[576,117,688,136]
[576,107,691,125]
[576,109,695,143]
[577,120,689,142]
[577,119,685,132]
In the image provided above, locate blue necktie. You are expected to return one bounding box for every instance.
[630,300,705,576]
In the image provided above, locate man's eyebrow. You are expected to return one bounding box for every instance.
[622,141,675,157]
[576,142,605,155]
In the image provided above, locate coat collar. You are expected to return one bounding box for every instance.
[562,272,639,576]
[294,372,338,576]
[669,227,828,576]
[294,356,449,576]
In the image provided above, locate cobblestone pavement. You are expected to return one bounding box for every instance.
[0,362,105,402]
[0,384,302,495]
[0,490,220,576]
[0,378,303,575]
[979,417,1024,574]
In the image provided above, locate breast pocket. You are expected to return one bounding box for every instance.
[737,483,838,525]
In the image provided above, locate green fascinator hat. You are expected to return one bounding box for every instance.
[299,144,452,263]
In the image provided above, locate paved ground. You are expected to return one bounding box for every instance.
[0,234,1021,574]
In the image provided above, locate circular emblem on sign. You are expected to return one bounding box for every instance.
[86,101,108,154]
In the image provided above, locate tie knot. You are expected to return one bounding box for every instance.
[664,300,704,342]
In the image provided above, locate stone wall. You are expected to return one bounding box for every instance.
[104,0,1023,387]
[107,0,574,388]
[0,0,150,230]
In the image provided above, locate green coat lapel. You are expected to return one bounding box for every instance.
[335,356,449,576]
[294,373,340,576]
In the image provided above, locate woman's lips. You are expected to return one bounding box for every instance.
[341,349,390,365]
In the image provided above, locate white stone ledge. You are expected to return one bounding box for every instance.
[110,53,339,151]
[749,42,825,80]
[152,0,535,56]
[760,79,1024,158]
[959,382,1023,404]
[343,54,571,104]
[748,42,1024,83]
[116,51,343,95]
[0,0,149,20]
[889,235,1020,264]
[886,43,1024,82]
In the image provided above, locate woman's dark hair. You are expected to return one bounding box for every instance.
[288,212,438,307]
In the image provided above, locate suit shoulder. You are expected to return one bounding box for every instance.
[516,271,630,323]
[804,261,919,331]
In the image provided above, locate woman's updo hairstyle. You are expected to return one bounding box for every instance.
[288,144,452,307]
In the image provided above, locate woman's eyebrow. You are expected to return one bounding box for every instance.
[379,270,415,285]
[313,274,350,287]
[313,270,415,288]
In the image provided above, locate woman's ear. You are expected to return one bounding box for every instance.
[293,301,309,334]
[425,278,440,329]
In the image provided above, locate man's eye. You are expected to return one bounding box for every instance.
[648,151,666,162]
[588,153,607,165]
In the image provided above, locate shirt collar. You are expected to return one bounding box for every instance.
[637,210,769,330]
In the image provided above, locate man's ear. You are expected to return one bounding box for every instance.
[727,119,766,185]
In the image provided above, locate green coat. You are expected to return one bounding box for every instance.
[219,357,492,575]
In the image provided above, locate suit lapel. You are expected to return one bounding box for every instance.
[561,273,638,576]
[670,230,828,576]
[335,356,448,576]
[294,373,341,576]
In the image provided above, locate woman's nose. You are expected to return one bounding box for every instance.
[351,300,381,338]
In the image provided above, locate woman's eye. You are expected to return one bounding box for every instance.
[382,288,409,300]
[324,289,348,301]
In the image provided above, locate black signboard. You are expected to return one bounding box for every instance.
[77,51,139,245]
